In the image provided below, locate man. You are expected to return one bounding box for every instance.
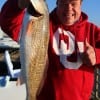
[38,0,100,100]
[0,0,100,100]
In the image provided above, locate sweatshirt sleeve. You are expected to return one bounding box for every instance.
[0,0,25,41]
[95,27,100,65]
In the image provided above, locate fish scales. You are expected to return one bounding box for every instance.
[20,0,49,100]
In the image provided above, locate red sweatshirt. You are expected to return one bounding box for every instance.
[38,9,100,100]
[0,1,100,100]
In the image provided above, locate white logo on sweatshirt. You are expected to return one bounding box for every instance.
[53,28,82,69]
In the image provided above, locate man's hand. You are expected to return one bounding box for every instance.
[18,0,30,9]
[80,39,96,66]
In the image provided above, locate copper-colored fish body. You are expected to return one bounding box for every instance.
[20,0,49,100]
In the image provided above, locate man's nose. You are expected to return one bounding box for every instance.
[65,3,73,10]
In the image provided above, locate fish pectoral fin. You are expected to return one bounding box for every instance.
[26,20,34,36]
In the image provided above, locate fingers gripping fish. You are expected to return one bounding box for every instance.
[19,0,49,100]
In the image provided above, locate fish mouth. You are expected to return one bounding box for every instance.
[27,3,43,17]
[28,0,46,17]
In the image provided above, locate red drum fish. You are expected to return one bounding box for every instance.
[19,0,49,99]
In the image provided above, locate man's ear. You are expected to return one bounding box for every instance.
[56,0,58,5]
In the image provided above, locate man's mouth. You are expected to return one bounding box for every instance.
[64,13,75,18]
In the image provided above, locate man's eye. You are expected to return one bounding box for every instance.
[71,3,76,6]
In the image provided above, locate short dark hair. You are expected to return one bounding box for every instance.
[56,0,83,5]
[57,0,83,2]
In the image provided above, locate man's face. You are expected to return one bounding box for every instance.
[56,0,82,26]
